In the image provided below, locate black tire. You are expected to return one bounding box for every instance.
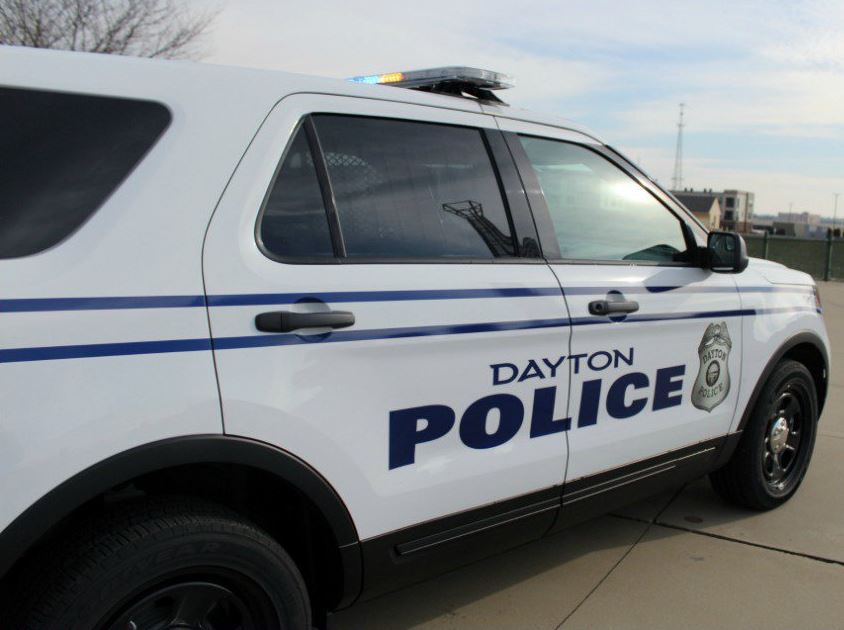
[710,359,818,510]
[7,496,311,630]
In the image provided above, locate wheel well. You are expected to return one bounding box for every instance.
[783,342,828,415]
[0,462,347,623]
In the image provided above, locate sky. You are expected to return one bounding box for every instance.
[191,0,843,218]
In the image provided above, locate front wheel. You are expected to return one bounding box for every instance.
[710,359,818,510]
[8,497,311,630]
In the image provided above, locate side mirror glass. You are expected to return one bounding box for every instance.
[707,231,748,273]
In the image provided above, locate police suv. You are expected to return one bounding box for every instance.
[0,47,830,630]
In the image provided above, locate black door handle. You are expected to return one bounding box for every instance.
[255,310,355,333]
[588,299,639,316]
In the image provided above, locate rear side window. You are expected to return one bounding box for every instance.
[0,88,170,259]
[259,115,516,261]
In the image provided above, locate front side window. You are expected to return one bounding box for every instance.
[313,115,515,259]
[519,136,689,263]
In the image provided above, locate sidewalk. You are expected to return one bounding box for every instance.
[332,282,844,630]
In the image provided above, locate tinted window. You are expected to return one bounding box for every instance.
[260,126,334,258]
[0,88,170,259]
[519,136,688,262]
[314,115,515,259]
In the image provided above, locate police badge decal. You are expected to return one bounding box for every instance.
[692,321,732,412]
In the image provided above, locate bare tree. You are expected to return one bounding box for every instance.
[0,0,218,59]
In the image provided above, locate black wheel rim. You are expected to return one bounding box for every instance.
[762,385,807,493]
[102,570,280,630]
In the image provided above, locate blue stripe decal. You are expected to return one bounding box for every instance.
[205,287,562,307]
[756,306,821,316]
[568,306,817,327]
[0,285,815,313]
[0,288,559,312]
[0,306,820,364]
[562,285,732,295]
[1,295,206,313]
[570,308,754,327]
[213,317,572,351]
[0,338,212,364]
[0,319,568,363]
[738,286,815,294]
[564,285,813,295]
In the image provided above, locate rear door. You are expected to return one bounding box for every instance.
[203,95,571,548]
[497,118,743,521]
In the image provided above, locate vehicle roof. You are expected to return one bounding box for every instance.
[1,45,601,143]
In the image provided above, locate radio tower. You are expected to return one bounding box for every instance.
[671,103,685,191]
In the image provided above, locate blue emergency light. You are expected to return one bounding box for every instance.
[349,66,514,104]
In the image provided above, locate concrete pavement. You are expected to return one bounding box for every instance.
[331,282,844,630]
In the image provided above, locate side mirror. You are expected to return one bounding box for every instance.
[707,231,748,273]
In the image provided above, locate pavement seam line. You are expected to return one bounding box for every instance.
[610,513,844,568]
[554,486,687,629]
[653,484,688,523]
[553,522,651,630]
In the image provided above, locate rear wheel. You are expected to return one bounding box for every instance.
[9,497,311,630]
[710,359,818,510]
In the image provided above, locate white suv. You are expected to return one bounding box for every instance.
[0,48,829,630]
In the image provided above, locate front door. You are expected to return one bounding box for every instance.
[203,95,571,545]
[497,118,742,517]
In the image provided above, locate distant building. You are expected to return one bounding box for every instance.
[776,212,822,225]
[752,213,827,239]
[772,222,811,237]
[672,188,754,232]
[752,217,774,233]
[721,190,755,232]
[773,222,826,239]
[672,192,721,230]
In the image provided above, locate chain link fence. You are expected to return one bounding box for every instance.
[744,233,844,281]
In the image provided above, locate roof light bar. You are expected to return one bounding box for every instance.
[349,66,515,91]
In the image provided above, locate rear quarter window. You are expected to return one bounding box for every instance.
[0,88,171,259]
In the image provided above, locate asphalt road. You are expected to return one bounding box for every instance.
[331,282,844,630]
